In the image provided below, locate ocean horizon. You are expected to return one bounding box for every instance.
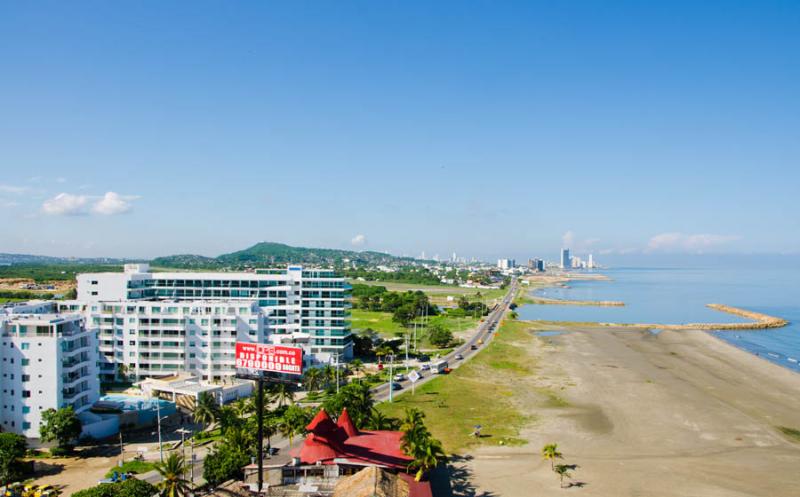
[518,263,800,373]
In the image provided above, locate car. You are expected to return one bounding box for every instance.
[391,382,403,390]
[268,447,280,455]
[393,373,405,381]
[470,344,477,350]
[455,353,464,360]
[419,363,430,371]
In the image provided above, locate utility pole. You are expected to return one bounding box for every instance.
[404,334,409,368]
[256,371,265,494]
[190,435,195,487]
[156,397,164,463]
[388,354,394,403]
[118,430,124,466]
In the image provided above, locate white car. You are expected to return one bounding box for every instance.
[393,373,405,381]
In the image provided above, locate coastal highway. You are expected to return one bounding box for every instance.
[372,277,518,402]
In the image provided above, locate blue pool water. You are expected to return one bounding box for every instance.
[518,266,800,373]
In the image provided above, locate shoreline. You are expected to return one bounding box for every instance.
[519,272,789,331]
[461,323,800,496]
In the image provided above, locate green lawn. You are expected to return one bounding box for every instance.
[376,320,539,453]
[351,309,477,350]
[352,280,507,306]
[106,459,158,477]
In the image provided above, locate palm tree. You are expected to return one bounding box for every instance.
[194,392,219,432]
[279,405,308,449]
[541,443,563,471]
[154,453,192,497]
[218,405,242,432]
[350,359,364,382]
[303,368,323,392]
[554,464,574,489]
[321,364,336,388]
[232,398,251,418]
[410,437,446,481]
[270,383,295,408]
[367,409,391,430]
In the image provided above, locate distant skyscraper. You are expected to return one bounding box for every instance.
[497,259,516,270]
[560,248,571,269]
[588,254,594,269]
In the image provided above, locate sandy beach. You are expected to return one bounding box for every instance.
[457,325,800,497]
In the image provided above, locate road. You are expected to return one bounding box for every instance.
[372,277,518,401]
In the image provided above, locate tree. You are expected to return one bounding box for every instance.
[427,322,453,348]
[303,368,323,392]
[350,359,364,382]
[392,303,416,327]
[40,406,82,451]
[366,409,400,431]
[400,408,446,481]
[541,443,563,471]
[116,364,129,382]
[554,464,574,488]
[0,433,27,487]
[322,383,374,428]
[154,453,192,497]
[279,405,311,448]
[203,442,250,487]
[194,392,219,431]
[218,405,243,433]
[73,479,158,497]
[269,383,295,408]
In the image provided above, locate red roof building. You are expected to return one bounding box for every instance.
[292,408,414,471]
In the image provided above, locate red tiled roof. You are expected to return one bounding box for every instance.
[336,408,359,438]
[292,409,413,471]
[398,473,433,497]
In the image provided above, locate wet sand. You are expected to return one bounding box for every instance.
[459,326,800,496]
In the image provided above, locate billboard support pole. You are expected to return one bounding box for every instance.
[257,370,264,494]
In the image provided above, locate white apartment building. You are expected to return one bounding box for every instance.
[57,299,266,383]
[0,310,99,438]
[76,264,353,370]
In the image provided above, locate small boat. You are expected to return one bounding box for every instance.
[768,352,780,358]
[787,357,798,363]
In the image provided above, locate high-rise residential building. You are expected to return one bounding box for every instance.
[76,264,352,367]
[57,300,267,383]
[588,254,594,269]
[527,258,546,272]
[560,249,571,269]
[0,306,99,437]
[497,259,516,270]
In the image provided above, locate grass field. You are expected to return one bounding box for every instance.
[376,319,541,453]
[105,459,157,477]
[353,280,506,306]
[351,309,478,349]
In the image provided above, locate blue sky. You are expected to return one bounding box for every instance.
[1,1,798,262]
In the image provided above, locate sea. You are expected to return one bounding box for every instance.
[517,263,800,374]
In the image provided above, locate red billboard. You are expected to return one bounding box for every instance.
[235,342,303,375]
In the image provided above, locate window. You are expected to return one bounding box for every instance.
[21,359,29,366]
[22,391,31,398]
[21,375,30,382]
[21,343,29,350]
[91,291,98,296]
[22,422,31,430]
[22,406,30,414]
[91,280,98,285]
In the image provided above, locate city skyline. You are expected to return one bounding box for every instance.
[2,2,799,259]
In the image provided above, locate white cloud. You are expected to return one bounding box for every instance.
[561,230,575,248]
[42,193,90,216]
[351,234,367,247]
[0,184,29,194]
[646,232,740,253]
[56,177,67,183]
[92,192,138,215]
[0,200,20,208]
